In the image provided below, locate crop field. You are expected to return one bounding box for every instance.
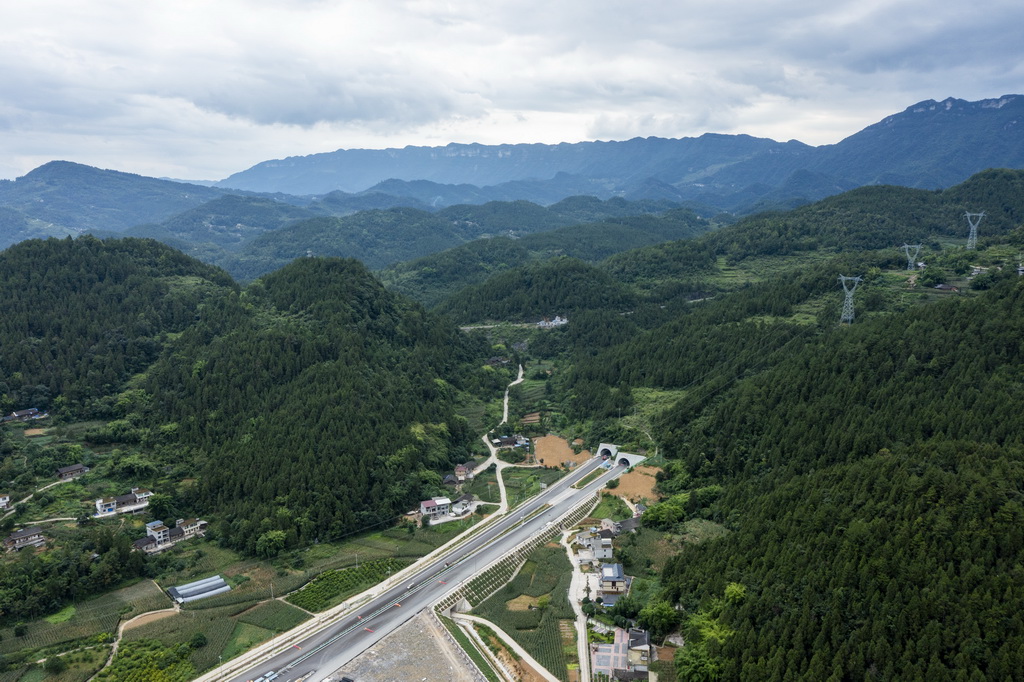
[503,466,568,508]
[464,465,501,503]
[473,545,576,681]
[0,580,170,656]
[286,557,407,612]
[120,603,238,672]
[235,600,310,632]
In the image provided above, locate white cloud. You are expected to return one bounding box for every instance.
[0,0,1021,180]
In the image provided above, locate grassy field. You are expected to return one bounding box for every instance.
[590,492,632,521]
[503,467,568,508]
[221,621,275,661]
[617,527,683,577]
[464,465,502,503]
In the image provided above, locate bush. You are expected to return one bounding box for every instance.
[44,656,68,674]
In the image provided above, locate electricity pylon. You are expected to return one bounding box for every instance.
[965,212,985,250]
[838,275,863,324]
[900,244,922,271]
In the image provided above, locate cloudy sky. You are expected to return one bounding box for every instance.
[2,0,1021,181]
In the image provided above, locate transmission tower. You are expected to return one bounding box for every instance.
[900,243,922,271]
[965,211,985,250]
[838,275,863,324]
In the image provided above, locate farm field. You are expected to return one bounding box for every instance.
[473,544,577,681]
[611,465,660,504]
[0,515,473,680]
[533,435,591,468]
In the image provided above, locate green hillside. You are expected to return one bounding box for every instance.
[126,194,316,250]
[380,209,712,307]
[428,168,1024,679]
[435,257,638,322]
[0,238,489,559]
[0,236,235,412]
[129,256,485,554]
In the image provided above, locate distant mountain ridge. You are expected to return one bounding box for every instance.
[217,95,1024,210]
[2,94,1023,260]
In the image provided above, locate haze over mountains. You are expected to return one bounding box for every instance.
[0,95,1020,255]
[216,95,1024,204]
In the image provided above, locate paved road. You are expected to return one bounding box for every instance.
[231,457,622,682]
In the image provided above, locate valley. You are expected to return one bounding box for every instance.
[0,114,1023,681]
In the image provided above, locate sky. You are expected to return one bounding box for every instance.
[2,0,1022,182]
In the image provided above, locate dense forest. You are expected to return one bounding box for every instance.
[380,209,712,307]
[0,239,493,560]
[135,257,487,553]
[0,236,235,412]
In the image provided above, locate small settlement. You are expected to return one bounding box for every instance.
[570,508,655,680]
[0,456,207,556]
[418,460,483,525]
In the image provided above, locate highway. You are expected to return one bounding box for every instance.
[230,455,623,682]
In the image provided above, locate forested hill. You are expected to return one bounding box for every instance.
[130,256,485,554]
[0,238,490,557]
[379,209,712,307]
[434,258,639,322]
[647,276,1024,680]
[0,236,235,412]
[519,170,1024,679]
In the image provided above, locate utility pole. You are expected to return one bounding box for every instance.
[965,211,985,250]
[838,275,863,325]
[900,244,922,271]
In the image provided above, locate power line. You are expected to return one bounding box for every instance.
[965,211,985,250]
[838,275,863,325]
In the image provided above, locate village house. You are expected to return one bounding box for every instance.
[618,517,641,533]
[94,487,153,517]
[0,494,10,510]
[132,518,208,554]
[627,628,653,670]
[454,464,473,481]
[600,562,628,595]
[1,408,48,423]
[56,463,89,480]
[451,493,476,515]
[491,434,530,450]
[4,526,45,552]
[592,626,654,680]
[537,315,568,329]
[419,497,452,519]
[575,528,614,562]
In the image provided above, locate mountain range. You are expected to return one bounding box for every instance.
[216,95,1024,208]
[0,95,1021,258]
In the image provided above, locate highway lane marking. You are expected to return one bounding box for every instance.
[240,458,608,677]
